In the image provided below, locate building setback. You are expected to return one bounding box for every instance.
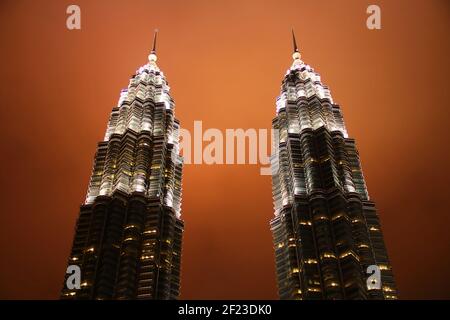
[61,32,184,300]
[269,32,397,300]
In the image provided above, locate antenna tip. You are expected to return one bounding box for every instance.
[150,29,158,56]
[291,29,302,62]
[291,28,299,53]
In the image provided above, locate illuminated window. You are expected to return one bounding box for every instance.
[329,282,339,287]
[332,212,345,221]
[314,214,328,221]
[305,259,318,264]
[339,250,360,261]
[322,252,336,259]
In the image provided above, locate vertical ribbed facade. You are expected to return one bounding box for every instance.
[61,41,184,300]
[270,39,397,300]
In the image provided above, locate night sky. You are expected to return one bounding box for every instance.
[0,0,449,299]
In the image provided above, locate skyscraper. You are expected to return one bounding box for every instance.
[61,32,184,300]
[269,32,397,300]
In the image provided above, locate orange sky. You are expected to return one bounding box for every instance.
[0,0,449,299]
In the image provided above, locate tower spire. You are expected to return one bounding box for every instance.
[148,29,158,63]
[292,28,299,53]
[291,29,302,63]
[151,29,158,54]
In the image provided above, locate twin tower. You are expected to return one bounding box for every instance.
[61,31,397,300]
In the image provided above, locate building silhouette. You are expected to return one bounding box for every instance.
[270,31,397,299]
[61,32,184,299]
